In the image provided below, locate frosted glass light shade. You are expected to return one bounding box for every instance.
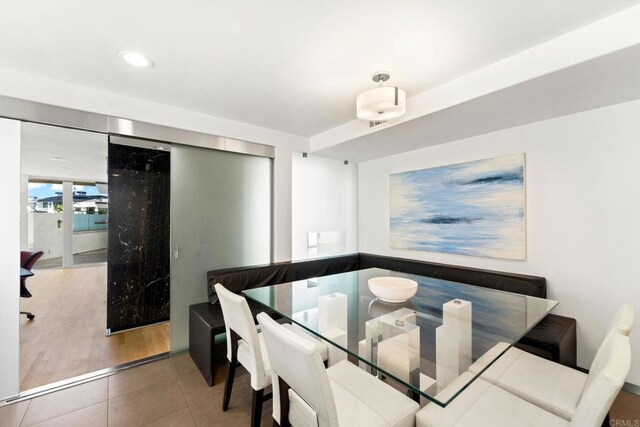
[356,86,406,121]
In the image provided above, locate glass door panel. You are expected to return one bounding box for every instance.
[170,144,272,351]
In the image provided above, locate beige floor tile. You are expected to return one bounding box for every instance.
[188,383,271,427]
[21,378,108,426]
[28,401,107,427]
[142,408,195,427]
[108,380,187,427]
[170,354,198,376]
[176,370,222,407]
[188,398,249,427]
[0,400,30,427]
[109,359,177,399]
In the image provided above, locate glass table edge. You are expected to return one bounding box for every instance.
[440,298,559,407]
[243,286,559,408]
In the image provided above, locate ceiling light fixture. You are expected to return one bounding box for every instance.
[119,51,154,68]
[49,156,65,161]
[356,72,406,124]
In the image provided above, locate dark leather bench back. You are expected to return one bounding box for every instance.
[207,252,545,302]
[359,253,546,298]
[207,254,360,303]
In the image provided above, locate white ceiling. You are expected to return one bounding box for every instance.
[1,0,638,137]
[21,123,108,183]
[314,44,640,162]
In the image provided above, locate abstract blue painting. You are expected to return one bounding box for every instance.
[390,154,526,260]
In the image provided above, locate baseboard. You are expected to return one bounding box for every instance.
[623,382,640,396]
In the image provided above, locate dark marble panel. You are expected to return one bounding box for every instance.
[107,142,170,333]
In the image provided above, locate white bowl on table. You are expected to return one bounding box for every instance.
[367,277,418,303]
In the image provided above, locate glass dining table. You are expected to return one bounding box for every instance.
[243,267,557,407]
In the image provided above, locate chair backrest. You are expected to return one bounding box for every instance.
[214,283,266,390]
[607,304,635,337]
[572,332,631,427]
[257,312,339,427]
[21,251,44,271]
[585,303,635,392]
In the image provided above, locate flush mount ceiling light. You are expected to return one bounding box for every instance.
[356,72,406,123]
[119,51,154,68]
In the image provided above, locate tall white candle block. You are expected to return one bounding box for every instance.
[318,292,348,333]
[436,299,472,392]
[318,293,348,366]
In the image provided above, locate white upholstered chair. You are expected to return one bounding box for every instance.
[215,284,328,427]
[416,331,631,427]
[466,304,635,421]
[256,312,420,427]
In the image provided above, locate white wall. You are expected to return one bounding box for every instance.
[29,213,63,259]
[0,118,21,400]
[28,213,107,259]
[73,232,107,255]
[358,99,640,386]
[292,154,358,260]
[0,67,308,262]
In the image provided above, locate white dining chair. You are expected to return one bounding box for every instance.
[467,304,634,421]
[416,331,631,427]
[256,312,420,427]
[215,283,328,427]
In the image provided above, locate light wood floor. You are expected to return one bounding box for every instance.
[19,264,170,391]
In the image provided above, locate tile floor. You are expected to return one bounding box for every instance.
[1,352,638,426]
[0,353,270,427]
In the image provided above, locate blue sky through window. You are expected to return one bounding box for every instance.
[28,183,105,200]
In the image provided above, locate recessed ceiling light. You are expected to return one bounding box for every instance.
[50,156,65,161]
[119,51,154,68]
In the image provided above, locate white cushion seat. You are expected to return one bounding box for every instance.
[416,372,568,427]
[420,332,631,427]
[328,360,419,427]
[257,312,419,427]
[468,343,587,420]
[468,304,635,421]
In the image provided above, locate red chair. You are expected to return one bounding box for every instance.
[20,250,44,320]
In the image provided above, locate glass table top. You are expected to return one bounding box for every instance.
[243,268,557,407]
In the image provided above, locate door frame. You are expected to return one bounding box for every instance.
[1,95,276,401]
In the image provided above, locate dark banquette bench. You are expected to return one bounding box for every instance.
[189,253,576,386]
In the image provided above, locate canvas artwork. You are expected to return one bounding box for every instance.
[390,153,526,260]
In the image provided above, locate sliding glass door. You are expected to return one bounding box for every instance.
[170,144,272,351]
